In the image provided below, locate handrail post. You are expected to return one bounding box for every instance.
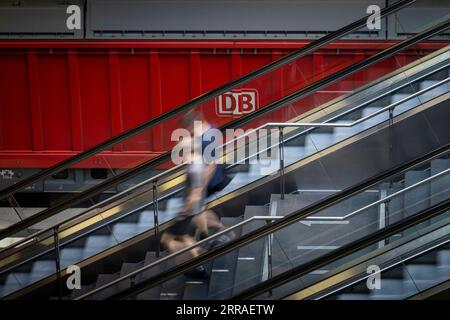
[266,221,273,297]
[278,126,285,200]
[384,197,391,245]
[389,105,394,167]
[53,226,63,300]
[152,181,160,258]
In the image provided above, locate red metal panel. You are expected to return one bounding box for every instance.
[190,50,202,98]
[198,52,232,130]
[199,52,231,93]
[0,53,32,152]
[27,51,44,152]
[108,52,124,153]
[0,97,2,151]
[0,40,444,50]
[159,53,191,147]
[38,54,72,151]
[78,55,112,149]
[160,53,191,111]
[0,40,447,169]
[149,51,163,152]
[119,54,152,152]
[68,51,84,151]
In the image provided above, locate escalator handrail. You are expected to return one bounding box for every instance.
[228,62,450,167]
[73,159,450,299]
[77,142,450,300]
[4,72,447,257]
[1,8,445,242]
[0,216,284,277]
[0,0,416,202]
[2,117,449,280]
[311,237,450,300]
[224,76,450,150]
[232,198,450,300]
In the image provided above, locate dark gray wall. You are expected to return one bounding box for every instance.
[86,0,386,39]
[0,0,84,38]
[0,0,448,39]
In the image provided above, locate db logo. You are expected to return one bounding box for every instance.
[215,89,259,116]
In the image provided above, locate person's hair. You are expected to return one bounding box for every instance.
[180,110,204,128]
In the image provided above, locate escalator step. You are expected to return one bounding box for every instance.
[60,247,84,268]
[269,194,309,217]
[158,275,186,301]
[438,250,450,266]
[304,133,333,155]
[81,234,116,261]
[183,281,209,300]
[208,251,238,300]
[70,283,96,299]
[408,250,438,265]
[387,186,405,224]
[92,277,131,300]
[96,273,120,286]
[360,107,388,130]
[201,216,243,300]
[135,284,161,300]
[419,79,450,103]
[138,209,155,224]
[120,262,144,277]
[405,264,439,281]
[430,158,450,207]
[340,279,371,294]
[118,211,141,223]
[232,206,267,295]
[391,93,421,117]
[403,170,430,217]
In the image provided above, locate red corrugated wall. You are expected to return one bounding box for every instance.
[0,40,445,169]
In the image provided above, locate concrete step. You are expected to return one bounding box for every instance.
[232,206,268,295]
[418,79,450,104]
[403,170,430,217]
[304,133,334,155]
[391,93,422,117]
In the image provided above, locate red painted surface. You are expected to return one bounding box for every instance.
[0,40,446,169]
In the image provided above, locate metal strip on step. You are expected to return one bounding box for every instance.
[297,246,339,250]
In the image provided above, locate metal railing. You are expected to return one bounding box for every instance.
[228,76,450,199]
[0,71,448,301]
[1,12,446,243]
[1,15,449,300]
[0,0,416,202]
[3,66,448,261]
[233,199,450,300]
[76,215,284,300]
[89,144,449,300]
[311,237,450,300]
[2,70,447,269]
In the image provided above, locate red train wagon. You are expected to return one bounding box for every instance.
[0,40,445,171]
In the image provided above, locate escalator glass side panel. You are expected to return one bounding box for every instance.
[94,149,450,300]
[275,209,450,300]
[0,6,448,300]
[1,50,449,299]
[5,33,448,247]
[3,0,448,234]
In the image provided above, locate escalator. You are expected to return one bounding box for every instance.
[0,0,440,236]
[292,228,450,300]
[245,200,450,300]
[0,1,449,300]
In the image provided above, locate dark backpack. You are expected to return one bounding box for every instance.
[201,129,232,196]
